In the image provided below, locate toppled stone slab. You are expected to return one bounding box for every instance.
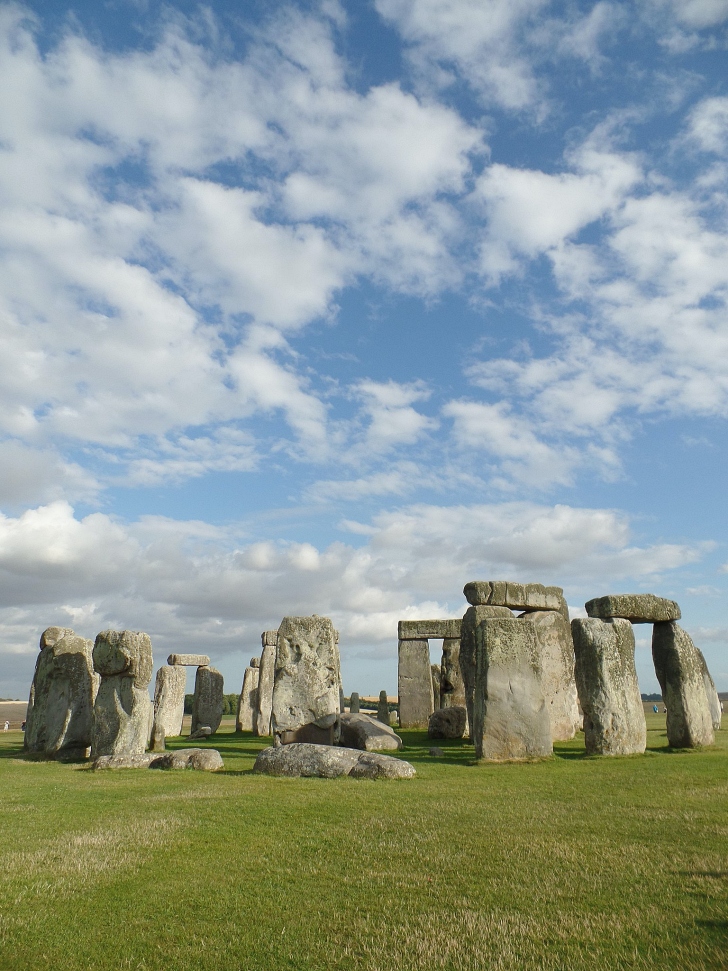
[253,743,415,779]
[167,653,211,666]
[188,725,212,740]
[255,641,276,737]
[585,594,680,624]
[473,618,552,761]
[520,610,581,741]
[152,664,186,739]
[398,639,433,728]
[339,712,402,751]
[459,605,515,731]
[464,581,566,616]
[192,665,224,735]
[428,705,466,739]
[236,665,259,732]
[695,647,722,731]
[92,630,154,758]
[93,748,223,771]
[652,623,714,748]
[398,619,462,640]
[572,618,646,756]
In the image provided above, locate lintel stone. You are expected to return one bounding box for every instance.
[585,594,680,624]
[398,619,461,640]
[168,653,210,667]
[464,581,565,614]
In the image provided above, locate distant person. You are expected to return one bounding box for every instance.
[3,720,8,731]
[21,720,26,731]
[653,705,658,713]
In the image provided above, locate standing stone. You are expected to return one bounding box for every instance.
[520,611,581,741]
[236,663,260,732]
[152,664,186,739]
[652,623,714,748]
[339,685,346,714]
[695,647,721,731]
[271,616,340,745]
[398,639,433,729]
[92,630,154,758]
[349,691,360,713]
[254,633,277,737]
[440,638,464,708]
[428,706,467,739]
[25,628,97,759]
[459,605,515,733]
[192,665,224,735]
[473,618,552,761]
[377,690,391,726]
[572,618,646,756]
[431,664,441,711]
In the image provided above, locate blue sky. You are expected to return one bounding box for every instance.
[1,0,727,699]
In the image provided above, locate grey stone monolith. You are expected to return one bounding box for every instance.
[236,664,259,732]
[271,615,340,745]
[572,617,646,756]
[440,638,464,708]
[24,627,97,759]
[472,618,552,761]
[652,623,714,748]
[431,663,441,711]
[398,639,433,728]
[192,665,224,735]
[459,605,515,732]
[377,690,391,726]
[91,630,154,758]
[254,639,276,737]
[695,646,721,730]
[152,664,186,740]
[521,610,581,741]
[428,705,467,739]
[349,691,360,713]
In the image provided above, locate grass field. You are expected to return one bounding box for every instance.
[0,715,726,971]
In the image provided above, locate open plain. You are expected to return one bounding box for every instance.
[0,713,726,971]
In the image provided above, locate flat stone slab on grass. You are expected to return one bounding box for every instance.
[464,581,566,615]
[167,653,211,666]
[93,748,223,770]
[253,743,415,779]
[339,712,402,751]
[585,594,680,624]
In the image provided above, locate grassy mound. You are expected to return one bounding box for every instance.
[0,713,725,970]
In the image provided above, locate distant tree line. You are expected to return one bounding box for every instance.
[184,693,239,715]
[640,693,663,701]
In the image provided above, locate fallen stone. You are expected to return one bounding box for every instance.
[192,665,224,735]
[398,639,433,728]
[339,712,402,751]
[167,653,211,666]
[253,743,415,779]
[92,630,154,758]
[24,628,97,759]
[428,706,466,739]
[377,690,391,726]
[473,619,553,761]
[349,691,360,713]
[152,664,186,739]
[93,748,223,770]
[520,610,581,741]
[585,594,680,624]
[652,623,714,748]
[254,641,276,737]
[398,619,462,640]
[188,725,212,740]
[464,581,567,616]
[572,618,646,756]
[459,605,515,732]
[429,747,444,757]
[272,616,340,745]
[236,665,259,732]
[695,647,722,731]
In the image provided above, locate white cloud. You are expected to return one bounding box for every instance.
[686,96,728,154]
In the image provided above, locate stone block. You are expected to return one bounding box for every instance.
[652,623,714,748]
[377,689,391,726]
[398,619,462,640]
[262,630,278,647]
[152,664,186,739]
[459,605,515,731]
[236,665,259,732]
[191,665,224,735]
[254,642,276,736]
[520,610,581,741]
[472,618,552,761]
[428,706,466,739]
[585,594,680,624]
[572,617,646,755]
[398,639,433,728]
[695,647,722,731]
[91,630,153,758]
[167,653,211,667]
[431,663,441,710]
[349,691,360,713]
[464,581,565,615]
[339,712,402,751]
[253,743,415,779]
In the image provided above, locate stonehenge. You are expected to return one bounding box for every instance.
[652,623,714,748]
[91,630,154,758]
[397,637,433,728]
[254,743,416,779]
[236,658,259,732]
[191,665,224,736]
[339,712,402,751]
[520,610,581,741]
[152,665,186,740]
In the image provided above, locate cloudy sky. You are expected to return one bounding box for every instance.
[1,0,727,699]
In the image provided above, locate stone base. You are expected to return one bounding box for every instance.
[277,724,335,745]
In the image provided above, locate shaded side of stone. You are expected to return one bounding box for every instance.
[473,618,552,761]
[572,617,646,756]
[428,706,466,739]
[236,665,259,732]
[459,605,515,732]
[694,646,722,731]
[652,623,714,748]
[585,594,680,624]
[398,639,433,728]
[339,712,402,751]
[192,665,224,735]
[431,663,441,710]
[254,642,276,737]
[520,610,581,741]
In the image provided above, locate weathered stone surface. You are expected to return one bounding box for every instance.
[652,623,714,748]
[94,748,223,770]
[24,628,96,759]
[236,665,259,732]
[262,630,278,647]
[585,594,681,624]
[250,656,260,668]
[520,611,581,741]
[429,746,444,757]
[152,664,186,739]
[271,616,340,745]
[695,647,722,731]
[92,630,153,758]
[398,619,461,640]
[349,691,360,713]
[377,690,391,726]
[428,705,466,739]
[253,743,415,779]
[150,723,166,751]
[464,581,566,616]
[473,619,553,761]
[254,642,276,737]
[398,639,434,728]
[192,665,224,735]
[339,712,402,751]
[440,638,465,708]
[572,618,646,756]
[167,653,210,667]
[188,725,212,740]
[431,663,441,710]
[459,605,515,731]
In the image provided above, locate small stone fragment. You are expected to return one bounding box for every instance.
[584,594,680,624]
[339,712,402,751]
[188,725,212,740]
[652,623,714,748]
[428,705,467,739]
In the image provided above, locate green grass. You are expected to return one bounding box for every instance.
[0,715,726,971]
